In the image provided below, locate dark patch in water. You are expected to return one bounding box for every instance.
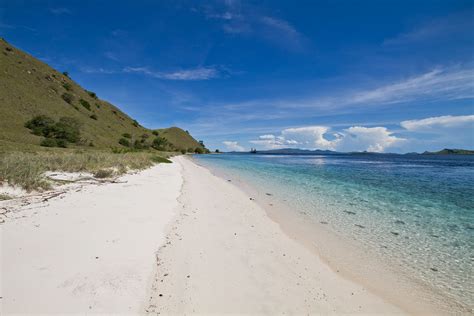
[394,220,405,225]
[391,231,399,236]
[265,193,273,196]
[344,211,356,215]
[430,267,438,272]
[431,234,439,238]
[355,224,365,228]
[320,221,328,225]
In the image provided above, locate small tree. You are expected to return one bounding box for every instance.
[62,71,69,77]
[79,99,91,110]
[62,82,72,91]
[194,147,204,154]
[122,133,132,139]
[119,138,130,147]
[152,136,168,151]
[61,92,74,104]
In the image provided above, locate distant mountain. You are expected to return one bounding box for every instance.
[422,149,474,155]
[0,38,204,152]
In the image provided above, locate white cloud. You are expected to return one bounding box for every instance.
[281,126,335,149]
[124,66,219,80]
[223,141,244,151]
[400,115,474,131]
[250,125,405,152]
[338,126,405,152]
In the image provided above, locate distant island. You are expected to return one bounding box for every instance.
[239,148,474,155]
[421,149,474,155]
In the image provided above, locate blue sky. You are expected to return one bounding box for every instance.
[1,0,473,152]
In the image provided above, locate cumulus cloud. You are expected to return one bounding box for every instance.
[338,126,405,152]
[250,125,405,152]
[223,141,244,151]
[400,115,474,131]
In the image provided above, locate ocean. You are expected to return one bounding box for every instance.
[194,153,474,309]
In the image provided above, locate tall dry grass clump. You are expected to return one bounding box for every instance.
[0,151,171,191]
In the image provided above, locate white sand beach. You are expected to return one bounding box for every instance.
[1,156,408,314]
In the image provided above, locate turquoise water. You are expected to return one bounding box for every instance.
[195,153,474,308]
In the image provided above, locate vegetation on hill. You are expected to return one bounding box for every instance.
[0,38,209,191]
[0,38,206,152]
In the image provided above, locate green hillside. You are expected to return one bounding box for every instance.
[0,38,204,152]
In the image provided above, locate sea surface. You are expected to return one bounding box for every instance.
[194,153,474,308]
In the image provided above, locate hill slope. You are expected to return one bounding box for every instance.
[0,38,203,151]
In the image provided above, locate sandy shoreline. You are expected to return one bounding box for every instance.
[147,156,404,314]
[0,155,447,314]
[1,161,183,313]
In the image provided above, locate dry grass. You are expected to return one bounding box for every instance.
[0,150,173,191]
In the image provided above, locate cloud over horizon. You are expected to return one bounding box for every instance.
[244,114,473,153]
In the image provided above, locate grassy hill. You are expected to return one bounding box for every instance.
[0,38,204,152]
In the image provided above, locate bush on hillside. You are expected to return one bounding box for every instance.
[151,136,168,151]
[25,115,55,135]
[86,90,98,99]
[194,147,204,154]
[62,71,69,77]
[152,130,159,136]
[61,92,74,104]
[79,99,91,110]
[90,114,98,120]
[187,147,194,153]
[62,82,72,91]
[132,120,140,127]
[181,149,187,154]
[40,138,58,147]
[119,138,130,147]
[122,133,132,139]
[25,115,81,148]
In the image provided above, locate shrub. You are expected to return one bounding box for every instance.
[187,147,194,153]
[152,130,159,136]
[90,114,98,120]
[141,133,149,139]
[61,92,74,104]
[215,149,220,153]
[122,133,132,139]
[133,120,139,127]
[53,117,81,143]
[25,115,55,135]
[40,138,58,147]
[79,99,91,110]
[93,169,114,179]
[26,116,81,147]
[62,71,69,77]
[133,139,149,150]
[194,147,204,154]
[56,139,68,148]
[152,137,168,151]
[95,103,101,109]
[87,90,98,99]
[181,149,187,154]
[62,82,72,91]
[119,138,130,147]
